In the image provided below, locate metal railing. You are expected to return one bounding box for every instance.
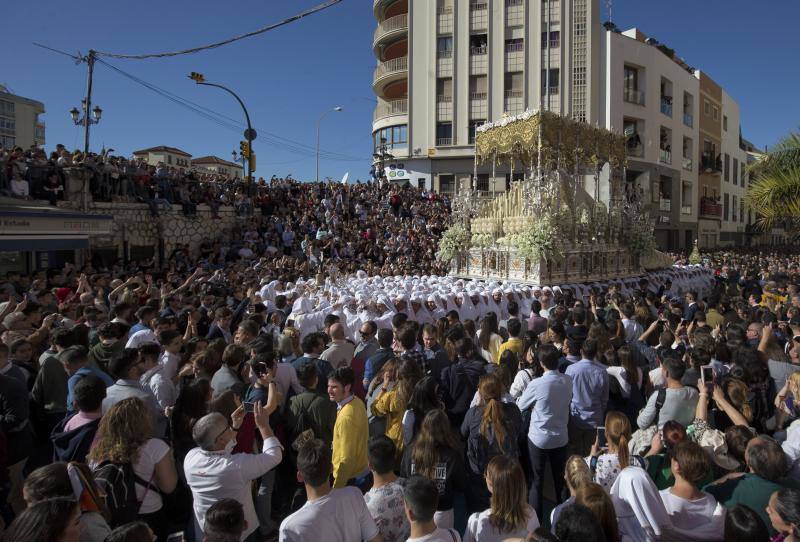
[659,199,672,212]
[683,112,693,127]
[470,45,488,55]
[659,149,672,164]
[436,4,453,14]
[626,142,644,158]
[470,92,488,100]
[437,49,453,58]
[544,86,559,95]
[700,200,722,217]
[373,56,408,84]
[682,157,693,171]
[660,99,673,117]
[437,94,453,103]
[506,0,523,5]
[681,205,692,215]
[373,14,408,45]
[470,1,488,10]
[373,98,408,120]
[623,87,645,105]
[437,137,453,146]
[505,90,523,98]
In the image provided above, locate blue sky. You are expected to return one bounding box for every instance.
[5,0,798,181]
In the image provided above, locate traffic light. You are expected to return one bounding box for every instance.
[249,153,256,172]
[239,140,250,157]
[189,72,205,83]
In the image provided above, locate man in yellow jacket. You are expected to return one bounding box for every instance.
[328,366,370,489]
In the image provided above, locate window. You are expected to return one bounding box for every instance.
[732,195,737,221]
[0,118,15,136]
[541,31,560,47]
[470,34,488,54]
[439,174,455,194]
[541,68,560,94]
[713,106,719,121]
[167,155,173,165]
[469,120,485,144]
[436,122,453,145]
[724,153,730,182]
[469,75,488,99]
[723,193,729,221]
[704,100,711,116]
[0,135,14,148]
[437,78,453,100]
[623,66,643,104]
[723,115,728,131]
[740,200,745,223]
[505,38,523,52]
[0,100,14,117]
[373,124,408,151]
[733,158,738,184]
[741,162,746,186]
[476,174,489,192]
[437,37,453,57]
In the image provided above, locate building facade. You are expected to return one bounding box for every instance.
[372,0,759,251]
[372,0,601,194]
[0,86,45,149]
[132,146,192,169]
[191,156,243,179]
[599,27,700,251]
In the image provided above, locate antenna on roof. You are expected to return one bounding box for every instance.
[604,0,613,23]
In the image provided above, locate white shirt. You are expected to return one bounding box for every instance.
[159,351,181,381]
[607,366,643,398]
[463,507,539,542]
[185,437,283,541]
[659,489,725,540]
[126,329,157,349]
[279,487,379,542]
[140,365,177,411]
[273,363,303,410]
[133,438,170,514]
[10,178,29,197]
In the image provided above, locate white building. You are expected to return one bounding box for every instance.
[191,156,243,179]
[599,27,700,251]
[372,0,601,195]
[719,90,749,247]
[0,85,45,149]
[132,146,192,169]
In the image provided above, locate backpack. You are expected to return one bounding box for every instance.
[91,461,158,528]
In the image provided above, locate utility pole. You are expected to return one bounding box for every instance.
[83,50,96,156]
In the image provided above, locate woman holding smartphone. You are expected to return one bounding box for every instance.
[586,411,645,491]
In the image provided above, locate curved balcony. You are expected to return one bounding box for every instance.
[373,56,408,94]
[373,0,404,19]
[373,98,408,122]
[373,14,408,53]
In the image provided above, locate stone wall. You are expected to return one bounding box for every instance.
[59,201,241,261]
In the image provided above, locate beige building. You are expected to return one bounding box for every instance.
[372,0,601,193]
[132,146,192,169]
[191,156,243,179]
[0,85,45,149]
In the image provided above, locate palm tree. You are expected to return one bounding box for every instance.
[745,131,800,232]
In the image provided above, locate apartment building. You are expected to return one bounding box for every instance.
[191,156,243,179]
[0,85,45,149]
[599,27,700,251]
[371,0,754,251]
[132,146,192,169]
[372,0,601,194]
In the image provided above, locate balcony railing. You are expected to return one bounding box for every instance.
[470,45,488,55]
[700,200,722,218]
[437,49,453,58]
[374,98,408,121]
[505,0,523,5]
[701,153,722,174]
[373,14,408,46]
[543,86,559,95]
[659,149,672,164]
[437,137,453,146]
[505,90,523,99]
[505,41,524,53]
[373,56,408,86]
[470,92,488,100]
[683,112,693,127]
[436,4,453,15]
[545,39,560,48]
[624,88,645,105]
[626,142,644,158]
[681,205,692,215]
[660,98,673,117]
[682,157,693,171]
[659,199,672,212]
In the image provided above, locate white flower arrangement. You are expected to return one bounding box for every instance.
[436,223,471,262]
[471,233,494,249]
[513,215,564,262]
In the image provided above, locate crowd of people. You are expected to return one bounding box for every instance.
[0,239,798,542]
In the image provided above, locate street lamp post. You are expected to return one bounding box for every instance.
[372,137,394,183]
[231,150,247,179]
[189,72,256,189]
[316,106,343,183]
